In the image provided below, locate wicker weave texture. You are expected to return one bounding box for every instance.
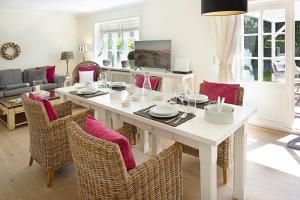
[71,61,101,85]
[21,95,94,171]
[66,121,183,200]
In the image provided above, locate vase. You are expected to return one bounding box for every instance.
[142,72,152,96]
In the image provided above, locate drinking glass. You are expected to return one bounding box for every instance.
[33,80,43,93]
[99,72,108,88]
[169,89,177,105]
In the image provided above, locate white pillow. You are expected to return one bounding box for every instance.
[79,71,94,83]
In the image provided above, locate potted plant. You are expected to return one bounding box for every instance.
[128,51,135,68]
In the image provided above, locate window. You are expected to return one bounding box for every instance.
[242,10,287,82]
[98,18,139,67]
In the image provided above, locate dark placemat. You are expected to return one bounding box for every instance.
[134,105,196,127]
[69,91,108,98]
[111,86,126,91]
[168,97,215,109]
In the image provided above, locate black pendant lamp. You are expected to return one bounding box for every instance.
[201,0,248,16]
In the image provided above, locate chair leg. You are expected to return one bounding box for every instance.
[29,155,33,166]
[222,168,228,184]
[47,170,54,187]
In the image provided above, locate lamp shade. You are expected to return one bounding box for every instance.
[78,44,90,53]
[201,0,247,16]
[60,51,74,60]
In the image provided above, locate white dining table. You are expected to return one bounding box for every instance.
[56,85,256,200]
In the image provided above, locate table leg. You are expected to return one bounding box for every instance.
[139,130,149,154]
[198,143,217,200]
[151,133,161,155]
[7,109,15,131]
[233,125,247,200]
[60,94,67,103]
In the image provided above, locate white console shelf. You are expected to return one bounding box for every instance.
[101,66,195,93]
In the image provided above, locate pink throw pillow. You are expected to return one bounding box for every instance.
[79,66,97,81]
[36,66,56,83]
[29,93,58,121]
[202,81,240,105]
[85,116,136,171]
[46,66,56,83]
[135,74,160,90]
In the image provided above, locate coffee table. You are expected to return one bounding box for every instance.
[0,91,60,131]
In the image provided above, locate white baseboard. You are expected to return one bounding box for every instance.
[249,117,300,135]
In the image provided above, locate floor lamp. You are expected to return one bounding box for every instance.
[60,51,74,77]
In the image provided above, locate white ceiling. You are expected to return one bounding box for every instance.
[0,0,145,14]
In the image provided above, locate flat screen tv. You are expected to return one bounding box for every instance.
[134,40,171,70]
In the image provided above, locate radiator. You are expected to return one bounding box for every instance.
[111,71,132,83]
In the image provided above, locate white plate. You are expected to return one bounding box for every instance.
[150,105,178,116]
[149,111,178,118]
[77,88,97,94]
[111,82,126,88]
[184,94,208,103]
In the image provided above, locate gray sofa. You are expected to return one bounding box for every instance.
[0,67,65,97]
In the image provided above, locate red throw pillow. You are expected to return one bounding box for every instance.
[36,66,56,83]
[29,93,58,121]
[79,66,97,81]
[202,81,240,105]
[46,66,56,83]
[135,74,160,90]
[85,116,136,171]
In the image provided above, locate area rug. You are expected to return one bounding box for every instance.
[287,136,300,150]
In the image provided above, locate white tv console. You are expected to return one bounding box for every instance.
[101,66,195,93]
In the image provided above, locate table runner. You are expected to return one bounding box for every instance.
[134,105,195,127]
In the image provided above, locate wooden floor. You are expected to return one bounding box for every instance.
[1,122,300,200]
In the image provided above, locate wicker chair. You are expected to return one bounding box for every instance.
[66,121,183,200]
[71,61,101,85]
[180,83,244,184]
[21,95,94,187]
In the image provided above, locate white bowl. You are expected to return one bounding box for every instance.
[204,104,234,125]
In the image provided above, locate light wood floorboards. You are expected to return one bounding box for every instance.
[0,123,300,200]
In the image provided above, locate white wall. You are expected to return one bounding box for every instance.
[0,8,77,75]
[76,0,217,89]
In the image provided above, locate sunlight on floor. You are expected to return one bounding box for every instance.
[277,134,299,143]
[247,137,258,145]
[248,143,300,177]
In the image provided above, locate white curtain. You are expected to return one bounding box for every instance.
[212,16,241,83]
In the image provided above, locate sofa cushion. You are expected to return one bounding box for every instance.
[37,66,56,83]
[5,83,30,90]
[24,69,48,85]
[85,116,136,171]
[29,93,58,121]
[0,69,23,89]
[40,83,58,91]
[3,86,33,97]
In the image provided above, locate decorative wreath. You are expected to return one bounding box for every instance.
[1,42,21,60]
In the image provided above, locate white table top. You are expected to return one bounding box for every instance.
[56,86,256,146]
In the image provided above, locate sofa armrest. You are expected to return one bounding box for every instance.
[55,74,66,88]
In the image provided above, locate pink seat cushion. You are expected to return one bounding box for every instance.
[85,116,136,171]
[202,81,240,105]
[79,66,97,81]
[29,93,58,121]
[135,74,160,90]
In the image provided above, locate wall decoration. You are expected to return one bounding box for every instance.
[1,42,21,60]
